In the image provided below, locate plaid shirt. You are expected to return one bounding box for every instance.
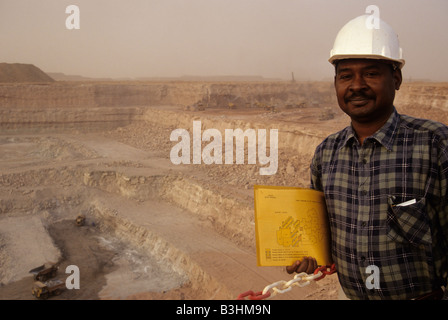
[311,108,448,299]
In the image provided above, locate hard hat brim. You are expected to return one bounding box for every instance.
[329,54,405,69]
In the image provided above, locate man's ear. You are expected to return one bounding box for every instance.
[333,62,339,87]
[394,68,402,91]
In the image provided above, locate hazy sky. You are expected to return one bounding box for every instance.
[1,0,447,81]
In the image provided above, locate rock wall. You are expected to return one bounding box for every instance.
[0,106,146,133]
[0,81,336,109]
[395,82,448,123]
[1,80,446,110]
[1,81,448,133]
[0,81,334,133]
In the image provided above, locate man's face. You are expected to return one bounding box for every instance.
[334,59,402,124]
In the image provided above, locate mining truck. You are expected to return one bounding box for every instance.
[32,280,65,299]
[29,263,59,281]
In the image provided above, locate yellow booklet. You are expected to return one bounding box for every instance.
[254,185,332,267]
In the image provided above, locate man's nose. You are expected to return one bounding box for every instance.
[349,74,368,91]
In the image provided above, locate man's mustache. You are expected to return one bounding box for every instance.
[345,92,375,102]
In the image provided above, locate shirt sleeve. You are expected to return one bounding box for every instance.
[437,135,448,297]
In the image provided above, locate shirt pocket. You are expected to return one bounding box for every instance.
[386,198,432,246]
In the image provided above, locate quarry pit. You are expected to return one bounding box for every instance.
[1,80,447,300]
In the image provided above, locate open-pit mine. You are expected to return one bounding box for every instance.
[1,71,447,299]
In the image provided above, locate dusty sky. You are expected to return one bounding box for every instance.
[1,0,447,81]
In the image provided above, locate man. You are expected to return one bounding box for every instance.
[287,14,448,300]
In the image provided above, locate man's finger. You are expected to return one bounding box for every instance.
[309,257,318,274]
[296,257,310,273]
[286,260,300,274]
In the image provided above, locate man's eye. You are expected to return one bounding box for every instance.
[338,74,351,80]
[365,72,379,77]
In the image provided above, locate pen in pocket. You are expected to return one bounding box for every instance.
[395,199,417,207]
[387,195,417,207]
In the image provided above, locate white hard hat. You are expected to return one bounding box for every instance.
[329,14,405,69]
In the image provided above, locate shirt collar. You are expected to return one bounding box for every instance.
[339,108,399,151]
[372,108,399,151]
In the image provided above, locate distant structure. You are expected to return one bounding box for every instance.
[0,63,55,83]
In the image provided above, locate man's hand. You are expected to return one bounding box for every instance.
[286,257,318,274]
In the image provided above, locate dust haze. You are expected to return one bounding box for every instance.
[1,0,447,81]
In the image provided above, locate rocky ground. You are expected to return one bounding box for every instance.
[0,79,447,300]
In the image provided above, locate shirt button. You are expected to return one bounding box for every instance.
[361,158,367,165]
[361,190,368,196]
[361,222,367,227]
